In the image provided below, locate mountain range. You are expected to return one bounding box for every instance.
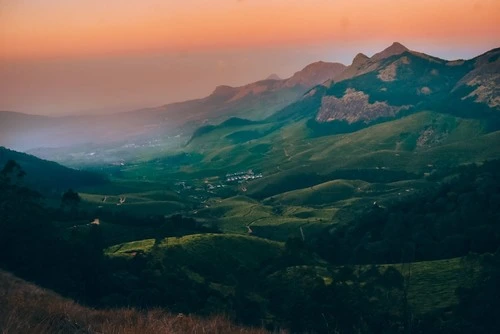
[0,42,498,156]
[0,61,345,151]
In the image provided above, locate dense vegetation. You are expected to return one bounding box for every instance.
[315,160,500,265]
[1,157,500,333]
[0,146,108,193]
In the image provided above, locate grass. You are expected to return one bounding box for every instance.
[105,232,482,315]
[266,256,482,316]
[78,179,190,217]
[181,111,499,180]
[195,195,338,240]
[381,256,482,314]
[106,238,156,255]
[44,110,500,247]
[0,270,272,334]
[75,112,499,241]
[271,179,366,205]
[106,233,284,283]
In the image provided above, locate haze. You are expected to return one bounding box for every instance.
[1,0,499,116]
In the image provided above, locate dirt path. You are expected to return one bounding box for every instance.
[246,217,267,234]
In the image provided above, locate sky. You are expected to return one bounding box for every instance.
[1,0,499,116]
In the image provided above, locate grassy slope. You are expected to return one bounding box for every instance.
[107,111,499,190]
[66,111,500,241]
[185,111,499,176]
[0,270,267,334]
[106,233,284,283]
[195,195,337,239]
[388,256,481,314]
[80,190,186,216]
[168,111,500,239]
[268,257,481,315]
[107,232,482,316]
[77,178,193,217]
[0,146,106,192]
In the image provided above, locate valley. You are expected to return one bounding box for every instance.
[1,42,500,333]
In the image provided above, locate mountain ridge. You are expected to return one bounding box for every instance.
[310,44,499,126]
[1,43,499,154]
[0,146,107,192]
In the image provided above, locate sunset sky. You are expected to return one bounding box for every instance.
[1,0,499,115]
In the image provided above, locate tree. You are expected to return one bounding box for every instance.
[0,159,26,183]
[61,188,81,213]
[453,251,500,333]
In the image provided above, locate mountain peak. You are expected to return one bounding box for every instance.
[389,41,408,50]
[285,61,346,87]
[212,85,235,95]
[266,73,282,81]
[371,42,410,62]
[352,53,370,67]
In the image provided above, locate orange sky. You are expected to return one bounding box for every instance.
[2,0,499,60]
[0,0,499,115]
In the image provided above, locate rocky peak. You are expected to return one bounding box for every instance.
[351,53,370,68]
[371,42,410,62]
[211,85,236,97]
[285,61,346,87]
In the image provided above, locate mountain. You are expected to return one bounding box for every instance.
[2,43,500,334]
[283,61,346,87]
[3,42,498,163]
[0,146,107,193]
[0,61,345,152]
[266,73,282,80]
[328,42,410,84]
[452,47,500,109]
[309,43,500,126]
[183,43,500,192]
[371,41,409,62]
[141,60,346,122]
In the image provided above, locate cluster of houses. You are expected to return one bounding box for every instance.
[171,170,264,196]
[225,170,263,183]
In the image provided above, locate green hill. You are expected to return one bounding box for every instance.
[106,233,283,283]
[0,146,107,193]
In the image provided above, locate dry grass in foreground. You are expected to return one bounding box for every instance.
[0,270,273,334]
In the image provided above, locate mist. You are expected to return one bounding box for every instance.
[2,41,498,116]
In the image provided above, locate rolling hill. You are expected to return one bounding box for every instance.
[0,146,107,193]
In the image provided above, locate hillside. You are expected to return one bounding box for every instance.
[315,44,499,126]
[0,146,107,193]
[1,130,500,333]
[162,110,500,240]
[180,44,500,189]
[0,270,267,334]
[248,43,498,132]
[106,233,284,283]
